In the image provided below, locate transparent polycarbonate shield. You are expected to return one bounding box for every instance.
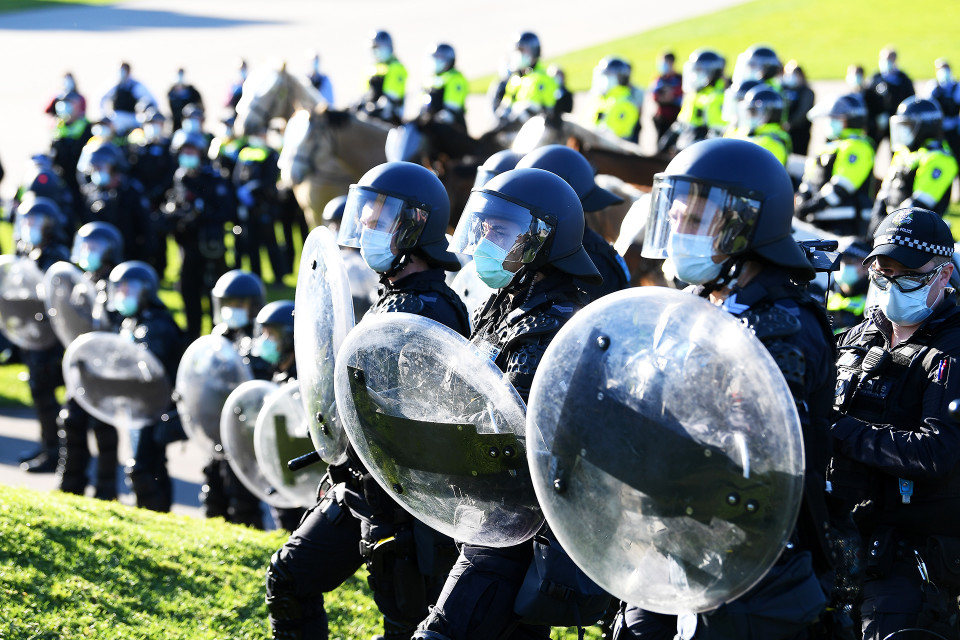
[527,287,805,614]
[62,331,172,429]
[335,312,539,547]
[341,250,380,318]
[220,380,299,508]
[294,225,355,465]
[449,260,494,328]
[254,380,328,508]
[43,261,105,348]
[175,335,253,449]
[0,255,57,350]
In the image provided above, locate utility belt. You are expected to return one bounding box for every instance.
[866,526,960,590]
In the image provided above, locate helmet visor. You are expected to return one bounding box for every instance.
[71,236,111,270]
[641,176,762,259]
[889,115,918,150]
[338,185,429,251]
[449,191,554,267]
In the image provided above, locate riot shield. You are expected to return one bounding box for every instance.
[335,312,539,547]
[62,331,172,429]
[42,261,106,348]
[254,380,328,508]
[527,287,805,614]
[0,255,58,350]
[449,260,494,328]
[220,380,300,508]
[294,225,355,465]
[175,335,253,450]
[341,249,380,318]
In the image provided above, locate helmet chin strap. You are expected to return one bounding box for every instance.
[379,251,413,281]
[699,256,743,297]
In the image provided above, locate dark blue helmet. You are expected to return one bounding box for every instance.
[473,150,524,189]
[16,195,68,248]
[71,222,124,273]
[516,144,624,213]
[255,300,295,359]
[515,31,541,60]
[322,195,348,225]
[107,260,160,316]
[212,269,266,329]
[432,43,456,73]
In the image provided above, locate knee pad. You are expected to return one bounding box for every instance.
[266,551,303,622]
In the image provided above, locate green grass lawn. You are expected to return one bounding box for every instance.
[0,486,602,639]
[0,0,114,11]
[469,0,960,93]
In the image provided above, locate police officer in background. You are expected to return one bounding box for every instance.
[48,90,93,210]
[515,144,631,300]
[108,261,187,512]
[99,61,158,136]
[826,239,872,336]
[357,30,407,125]
[414,167,604,640]
[870,97,959,233]
[730,85,791,166]
[307,52,335,106]
[56,222,124,499]
[419,43,469,132]
[202,269,271,528]
[830,207,960,639]
[167,67,204,134]
[232,124,285,281]
[616,138,837,639]
[591,56,643,143]
[490,32,558,126]
[660,49,727,155]
[164,130,234,339]
[266,162,469,640]
[781,60,815,156]
[796,93,877,238]
[864,47,915,146]
[14,196,72,473]
[925,58,960,157]
[128,106,176,277]
[650,51,684,141]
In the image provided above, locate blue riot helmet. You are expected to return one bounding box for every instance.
[338,161,461,273]
[16,194,68,250]
[449,167,601,289]
[811,94,868,139]
[211,269,266,331]
[513,31,541,69]
[890,96,944,151]
[432,43,456,74]
[71,222,124,274]
[86,140,128,187]
[739,85,784,132]
[684,49,726,92]
[107,260,160,317]
[594,56,632,94]
[252,300,295,366]
[322,195,348,229]
[473,149,525,189]
[371,30,394,63]
[516,144,624,213]
[642,138,814,284]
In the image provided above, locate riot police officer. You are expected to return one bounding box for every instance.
[415,167,605,640]
[660,49,727,155]
[266,161,469,640]
[472,149,525,190]
[232,125,285,281]
[797,93,877,238]
[200,269,271,527]
[108,261,188,512]
[731,85,791,165]
[871,97,959,233]
[514,144,631,300]
[14,195,72,473]
[79,140,155,267]
[490,32,558,126]
[926,58,960,156]
[56,222,124,498]
[164,130,234,339]
[617,138,838,639]
[357,30,408,125]
[830,207,960,639]
[49,91,93,210]
[128,106,176,277]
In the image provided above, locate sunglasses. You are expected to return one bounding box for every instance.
[868,263,945,293]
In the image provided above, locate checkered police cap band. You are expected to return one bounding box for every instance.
[875,233,954,257]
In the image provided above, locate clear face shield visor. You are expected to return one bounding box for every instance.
[641,176,762,260]
[448,190,554,268]
[337,185,430,252]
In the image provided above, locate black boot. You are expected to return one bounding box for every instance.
[22,402,62,474]
[92,421,119,501]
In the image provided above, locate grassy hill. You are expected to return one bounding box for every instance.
[0,486,603,639]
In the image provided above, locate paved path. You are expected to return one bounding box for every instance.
[0,0,767,516]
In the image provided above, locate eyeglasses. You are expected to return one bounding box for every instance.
[868,263,945,293]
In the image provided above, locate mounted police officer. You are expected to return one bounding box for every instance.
[55,221,124,499]
[797,93,877,238]
[414,167,606,640]
[419,43,468,132]
[730,85,791,166]
[357,30,408,125]
[591,56,643,143]
[265,161,469,640]
[830,207,960,639]
[491,32,558,127]
[108,261,188,511]
[616,138,837,639]
[660,49,728,155]
[871,97,959,233]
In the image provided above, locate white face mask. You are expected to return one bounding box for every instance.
[359,228,397,272]
[668,233,723,284]
[876,279,941,326]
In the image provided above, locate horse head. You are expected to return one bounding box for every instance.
[235,62,320,136]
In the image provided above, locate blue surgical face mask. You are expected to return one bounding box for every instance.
[78,251,102,273]
[668,233,723,284]
[938,68,953,86]
[826,119,845,139]
[55,101,74,119]
[657,60,670,74]
[254,336,281,365]
[112,292,139,317]
[359,228,397,272]
[879,59,893,75]
[178,153,200,170]
[219,306,249,330]
[26,227,44,248]
[472,238,514,289]
[876,279,941,326]
[92,170,111,187]
[433,58,447,75]
[373,46,392,63]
